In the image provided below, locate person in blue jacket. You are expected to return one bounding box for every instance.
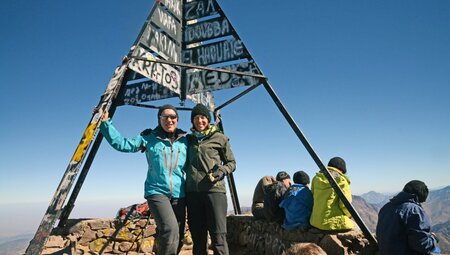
[279,170,313,230]
[376,180,441,255]
[100,104,187,255]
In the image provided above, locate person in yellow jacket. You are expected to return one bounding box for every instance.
[310,157,353,231]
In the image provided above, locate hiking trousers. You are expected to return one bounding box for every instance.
[146,194,186,255]
[186,192,229,255]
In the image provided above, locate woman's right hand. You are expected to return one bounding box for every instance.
[101,111,109,122]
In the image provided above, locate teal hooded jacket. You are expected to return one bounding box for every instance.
[100,120,187,198]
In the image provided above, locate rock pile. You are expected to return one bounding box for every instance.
[44,218,160,254]
[42,216,377,254]
[227,215,378,255]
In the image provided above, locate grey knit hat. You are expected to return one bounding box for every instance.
[191,104,211,123]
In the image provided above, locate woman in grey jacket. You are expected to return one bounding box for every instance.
[186,104,236,255]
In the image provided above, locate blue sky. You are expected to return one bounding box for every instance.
[1,0,449,237]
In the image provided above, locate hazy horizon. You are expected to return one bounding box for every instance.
[1,185,447,240]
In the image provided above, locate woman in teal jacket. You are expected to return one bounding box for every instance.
[100,104,187,255]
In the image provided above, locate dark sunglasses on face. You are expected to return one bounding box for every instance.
[160,114,177,120]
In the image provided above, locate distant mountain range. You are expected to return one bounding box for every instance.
[0,233,32,255]
[2,186,448,254]
[359,191,391,205]
[356,185,450,253]
[351,195,379,232]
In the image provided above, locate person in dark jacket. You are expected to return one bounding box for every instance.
[376,180,440,255]
[262,171,291,223]
[100,105,187,255]
[251,175,277,219]
[186,104,236,255]
[252,172,291,221]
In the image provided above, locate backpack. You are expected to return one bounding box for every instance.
[116,201,151,221]
[263,181,287,223]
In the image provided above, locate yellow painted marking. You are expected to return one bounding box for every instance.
[71,123,97,162]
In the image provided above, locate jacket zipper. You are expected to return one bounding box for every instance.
[174,147,180,172]
[169,145,174,197]
[163,149,168,170]
[168,134,185,197]
[156,131,185,198]
[171,147,181,197]
[196,141,201,192]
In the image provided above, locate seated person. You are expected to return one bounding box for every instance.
[276,170,292,189]
[279,170,313,230]
[310,157,353,231]
[251,175,276,219]
[263,171,291,223]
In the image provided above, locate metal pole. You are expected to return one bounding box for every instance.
[227,172,241,215]
[57,107,117,227]
[262,80,378,248]
[215,84,261,111]
[214,112,241,215]
[57,69,132,227]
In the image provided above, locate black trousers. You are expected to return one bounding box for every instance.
[186,192,229,255]
[146,194,186,255]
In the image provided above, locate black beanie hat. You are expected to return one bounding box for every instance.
[276,171,291,182]
[328,157,347,174]
[293,171,310,185]
[403,180,429,203]
[157,104,178,124]
[191,104,211,123]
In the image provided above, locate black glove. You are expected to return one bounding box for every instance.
[211,166,227,182]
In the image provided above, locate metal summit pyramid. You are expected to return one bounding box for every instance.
[25,1,265,254]
[25,1,377,254]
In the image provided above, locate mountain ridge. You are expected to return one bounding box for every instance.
[2,186,448,254]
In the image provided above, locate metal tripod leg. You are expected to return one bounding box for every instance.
[262,80,378,248]
[25,64,129,255]
[214,113,241,215]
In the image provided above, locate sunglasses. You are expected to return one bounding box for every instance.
[160,114,177,120]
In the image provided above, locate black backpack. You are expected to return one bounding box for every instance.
[263,181,287,223]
